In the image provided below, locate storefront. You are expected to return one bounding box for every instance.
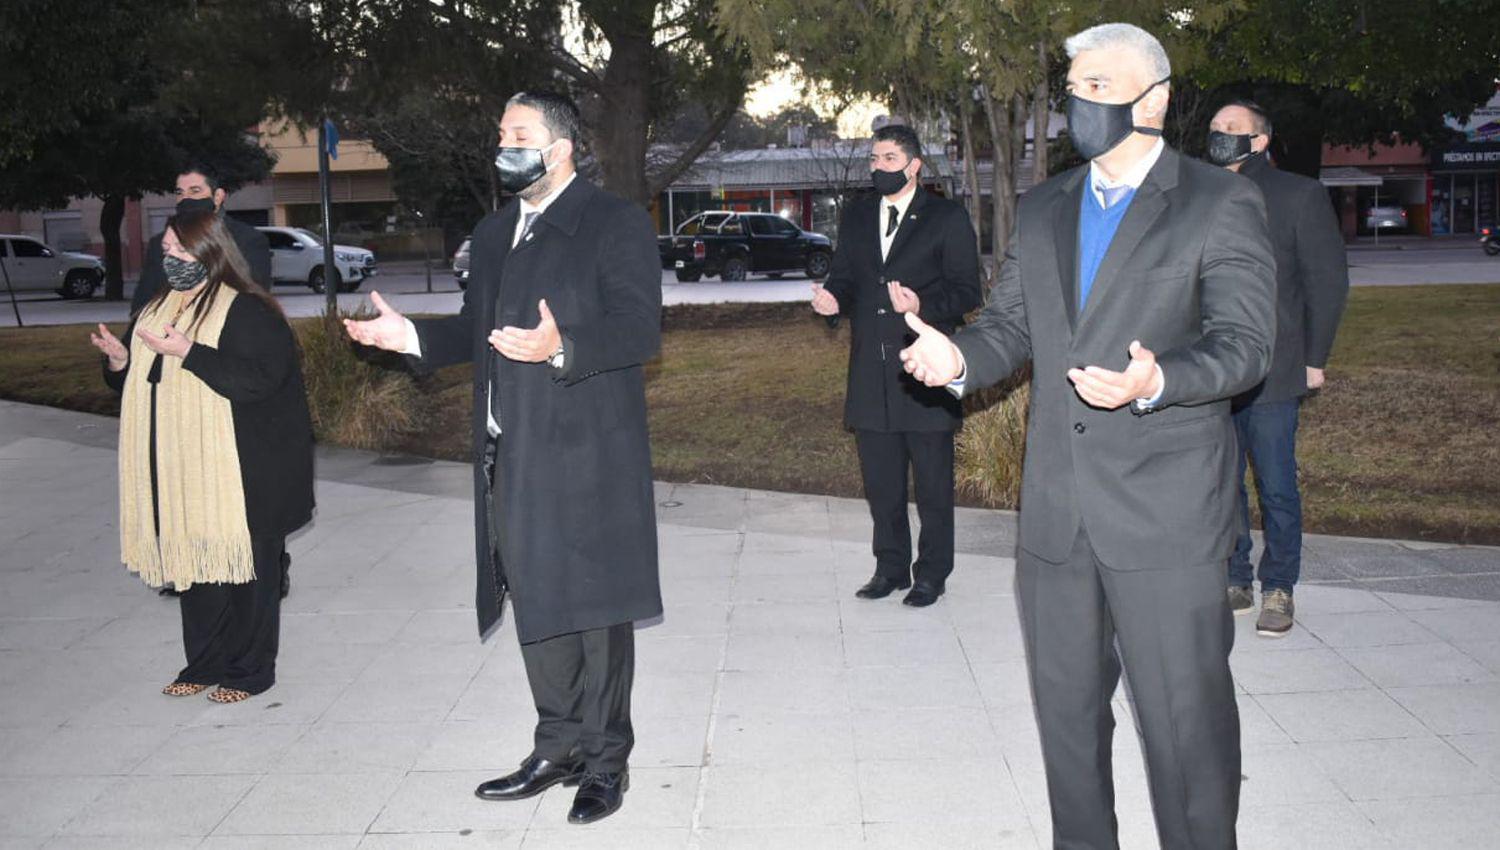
[1429,143,1500,236]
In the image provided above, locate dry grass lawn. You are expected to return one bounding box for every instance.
[2,285,1496,543]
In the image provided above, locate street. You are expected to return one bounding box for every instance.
[3,242,1498,328]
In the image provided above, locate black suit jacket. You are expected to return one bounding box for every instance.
[105,294,315,540]
[407,177,663,642]
[1233,154,1349,407]
[953,146,1276,569]
[131,215,272,313]
[822,188,982,432]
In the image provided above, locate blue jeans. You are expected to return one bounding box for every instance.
[1229,399,1302,594]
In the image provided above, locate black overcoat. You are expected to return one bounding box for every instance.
[820,188,983,432]
[1232,153,1349,407]
[408,177,663,643]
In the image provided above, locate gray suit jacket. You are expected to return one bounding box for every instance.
[954,146,1277,569]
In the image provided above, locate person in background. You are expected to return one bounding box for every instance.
[1207,99,1350,637]
[811,123,982,608]
[93,208,313,703]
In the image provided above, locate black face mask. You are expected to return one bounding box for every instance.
[495,140,561,194]
[1207,131,1259,167]
[1066,77,1170,161]
[175,197,216,216]
[871,166,912,197]
[163,253,208,291]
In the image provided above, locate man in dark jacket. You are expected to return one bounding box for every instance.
[1207,100,1350,637]
[131,165,273,313]
[812,124,982,608]
[342,91,661,826]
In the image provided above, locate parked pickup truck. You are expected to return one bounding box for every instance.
[660,211,832,282]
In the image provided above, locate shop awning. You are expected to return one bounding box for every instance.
[1319,167,1385,187]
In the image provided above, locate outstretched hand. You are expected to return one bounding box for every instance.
[1066,340,1162,409]
[489,299,562,363]
[343,291,409,351]
[811,284,839,317]
[898,312,963,387]
[90,323,129,371]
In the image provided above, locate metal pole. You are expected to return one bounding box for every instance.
[420,211,433,293]
[0,252,22,327]
[318,118,338,316]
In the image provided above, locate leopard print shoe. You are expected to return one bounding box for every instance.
[207,687,253,704]
[162,682,210,697]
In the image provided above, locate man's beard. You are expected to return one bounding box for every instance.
[518,169,555,202]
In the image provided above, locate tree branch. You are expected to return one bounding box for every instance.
[646,92,742,197]
[428,3,605,92]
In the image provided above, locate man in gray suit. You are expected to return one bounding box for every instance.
[900,23,1276,849]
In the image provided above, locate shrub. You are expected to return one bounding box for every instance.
[296,310,420,451]
[955,367,1031,509]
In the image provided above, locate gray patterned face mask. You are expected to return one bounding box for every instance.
[163,253,208,291]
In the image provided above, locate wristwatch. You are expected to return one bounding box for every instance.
[547,342,566,369]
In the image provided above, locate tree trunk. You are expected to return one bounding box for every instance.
[984,91,1016,260]
[957,95,983,249]
[100,194,126,301]
[593,30,653,205]
[1032,38,1050,185]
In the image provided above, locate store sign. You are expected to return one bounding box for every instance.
[1432,141,1500,170]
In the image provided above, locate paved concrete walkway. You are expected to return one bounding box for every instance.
[2,399,1499,848]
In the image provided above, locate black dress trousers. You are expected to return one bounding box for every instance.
[176,533,285,694]
[521,621,636,774]
[854,429,956,587]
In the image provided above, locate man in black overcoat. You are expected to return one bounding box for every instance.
[343,91,661,826]
[1207,100,1350,637]
[812,124,982,608]
[131,165,273,312]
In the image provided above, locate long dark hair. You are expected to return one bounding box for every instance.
[141,210,285,333]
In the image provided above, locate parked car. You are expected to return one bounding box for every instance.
[660,211,832,282]
[257,226,377,293]
[0,234,104,299]
[1365,203,1408,232]
[453,237,471,288]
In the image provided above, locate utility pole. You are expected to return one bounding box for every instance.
[0,250,21,327]
[318,117,339,316]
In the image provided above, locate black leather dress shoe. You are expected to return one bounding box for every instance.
[568,771,629,824]
[474,754,583,801]
[855,576,911,600]
[902,582,944,607]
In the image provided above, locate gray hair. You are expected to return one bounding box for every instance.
[1064,23,1172,82]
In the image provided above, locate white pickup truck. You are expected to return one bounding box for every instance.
[257,226,377,293]
[0,234,105,299]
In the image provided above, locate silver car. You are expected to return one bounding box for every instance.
[0,234,105,299]
[1365,203,1408,232]
[453,237,471,289]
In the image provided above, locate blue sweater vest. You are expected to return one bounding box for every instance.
[1077,185,1136,309]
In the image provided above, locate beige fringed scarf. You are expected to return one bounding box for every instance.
[118,286,254,590]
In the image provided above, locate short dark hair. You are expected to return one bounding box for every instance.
[506,90,582,145]
[872,124,924,163]
[1222,99,1273,136]
[177,162,222,193]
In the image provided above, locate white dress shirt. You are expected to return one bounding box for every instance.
[403,172,578,435]
[878,184,917,261]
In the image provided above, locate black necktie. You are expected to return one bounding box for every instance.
[885,205,900,237]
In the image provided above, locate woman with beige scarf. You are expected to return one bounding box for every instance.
[91,209,314,704]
